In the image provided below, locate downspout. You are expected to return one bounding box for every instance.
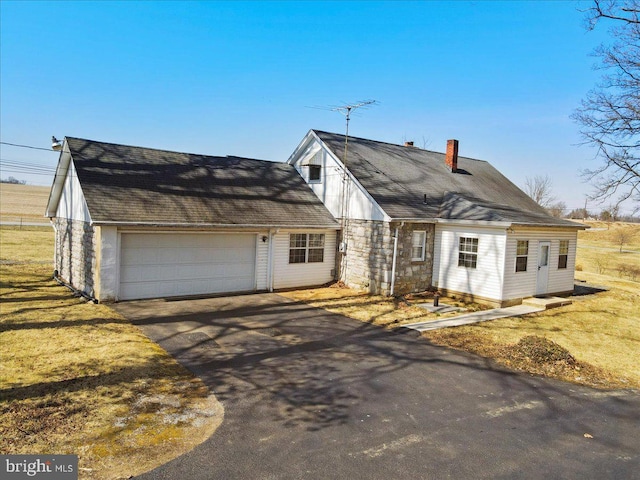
[50,218,58,274]
[53,271,98,303]
[389,222,404,296]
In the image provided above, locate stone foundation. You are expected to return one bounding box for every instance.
[54,218,96,297]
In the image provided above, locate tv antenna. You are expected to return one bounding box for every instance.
[327,100,377,169]
[309,99,378,278]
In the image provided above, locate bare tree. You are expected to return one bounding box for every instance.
[573,0,640,214]
[524,175,557,208]
[547,201,568,218]
[613,226,636,251]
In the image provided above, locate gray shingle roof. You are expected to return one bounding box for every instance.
[66,137,338,227]
[314,130,582,228]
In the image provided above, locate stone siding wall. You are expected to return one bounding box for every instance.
[341,220,435,295]
[392,222,435,294]
[341,220,395,294]
[54,218,96,297]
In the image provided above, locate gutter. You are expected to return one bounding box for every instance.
[92,221,340,229]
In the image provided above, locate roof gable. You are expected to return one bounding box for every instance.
[313,130,582,228]
[59,137,338,227]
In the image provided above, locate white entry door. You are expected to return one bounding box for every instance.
[119,233,256,300]
[536,241,551,295]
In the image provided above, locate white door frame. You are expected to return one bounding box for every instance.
[536,241,551,295]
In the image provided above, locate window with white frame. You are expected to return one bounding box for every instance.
[458,237,478,268]
[411,231,426,261]
[515,240,529,272]
[289,233,325,264]
[558,240,569,269]
[309,165,321,182]
[308,151,322,183]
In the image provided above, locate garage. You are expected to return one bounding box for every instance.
[119,233,257,300]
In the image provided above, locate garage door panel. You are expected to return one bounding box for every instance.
[119,233,256,300]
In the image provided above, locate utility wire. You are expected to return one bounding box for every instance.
[0,141,56,152]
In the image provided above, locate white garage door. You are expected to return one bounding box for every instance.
[119,233,256,300]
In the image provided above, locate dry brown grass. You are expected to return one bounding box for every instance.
[279,284,488,328]
[576,221,640,278]
[424,270,639,390]
[0,183,50,222]
[1,226,223,479]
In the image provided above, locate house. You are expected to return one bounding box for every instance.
[45,137,339,302]
[288,130,587,306]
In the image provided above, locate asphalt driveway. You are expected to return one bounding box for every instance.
[114,293,639,479]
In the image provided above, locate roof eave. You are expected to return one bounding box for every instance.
[510,221,589,230]
[91,220,340,229]
[45,139,71,218]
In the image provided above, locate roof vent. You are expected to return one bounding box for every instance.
[404,141,414,147]
[446,139,458,173]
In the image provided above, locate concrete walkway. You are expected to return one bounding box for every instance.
[401,304,545,332]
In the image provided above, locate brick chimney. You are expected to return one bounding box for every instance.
[404,141,414,147]
[446,139,458,172]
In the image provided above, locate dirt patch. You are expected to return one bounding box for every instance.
[497,336,615,389]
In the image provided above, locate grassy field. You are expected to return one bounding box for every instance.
[0,183,51,223]
[0,227,223,479]
[575,221,640,279]
[283,221,640,390]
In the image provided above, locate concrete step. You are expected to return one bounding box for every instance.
[522,296,572,310]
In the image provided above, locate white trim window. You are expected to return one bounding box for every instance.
[558,240,569,269]
[308,151,322,183]
[309,165,322,183]
[515,240,529,272]
[411,231,426,261]
[289,233,325,264]
[458,237,478,269]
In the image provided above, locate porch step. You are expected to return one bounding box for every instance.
[522,296,572,310]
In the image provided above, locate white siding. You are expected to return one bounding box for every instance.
[290,135,386,221]
[433,224,507,301]
[95,226,118,302]
[273,229,337,289]
[56,161,91,222]
[255,230,269,290]
[503,228,577,298]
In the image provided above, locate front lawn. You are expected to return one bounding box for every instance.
[0,227,223,479]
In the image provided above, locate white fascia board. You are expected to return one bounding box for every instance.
[286,130,317,165]
[93,221,340,229]
[510,221,589,230]
[311,131,391,222]
[434,218,513,229]
[45,139,71,218]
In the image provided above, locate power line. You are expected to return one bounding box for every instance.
[0,141,57,152]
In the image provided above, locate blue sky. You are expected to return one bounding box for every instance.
[0,0,623,214]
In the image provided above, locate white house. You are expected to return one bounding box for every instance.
[288,130,586,307]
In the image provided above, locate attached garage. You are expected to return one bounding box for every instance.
[46,137,339,302]
[119,233,257,300]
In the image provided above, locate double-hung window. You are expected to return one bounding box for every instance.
[411,231,426,261]
[289,233,325,264]
[558,240,569,269]
[458,237,478,269]
[515,240,529,272]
